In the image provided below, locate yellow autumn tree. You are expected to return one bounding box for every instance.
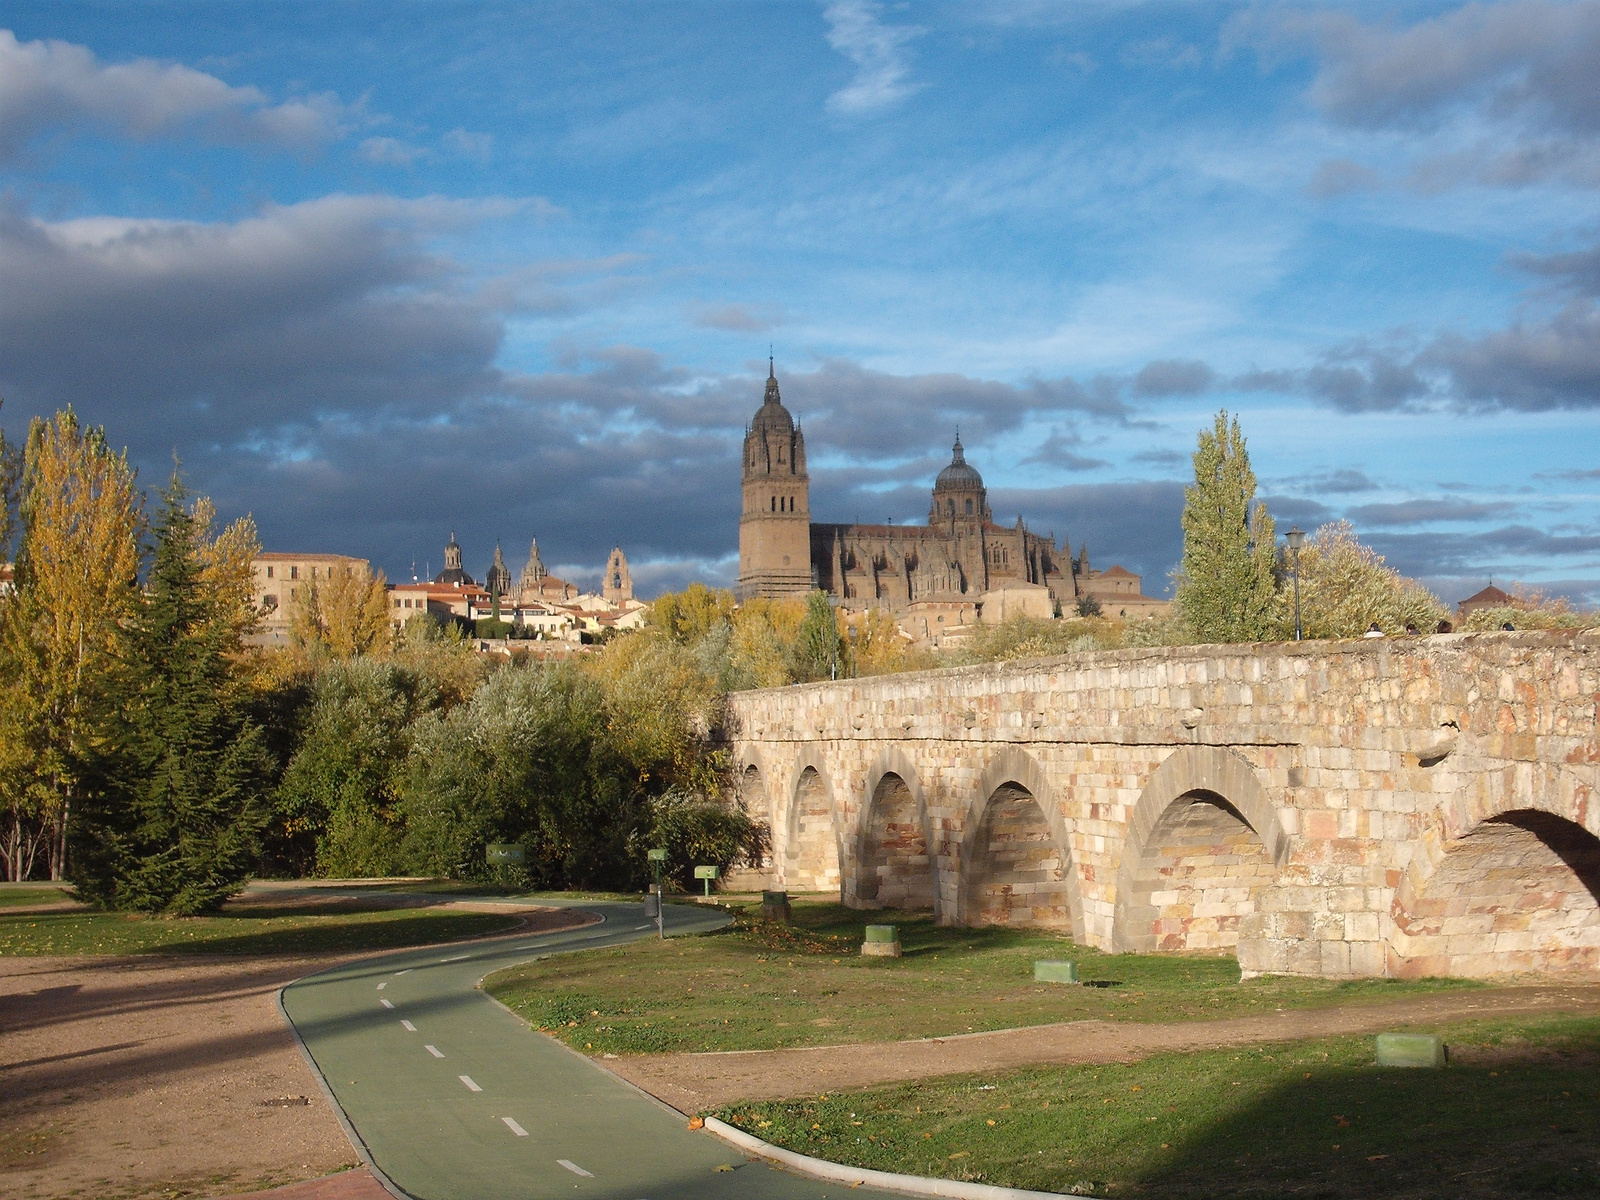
[189,496,263,648]
[289,562,392,659]
[0,409,143,880]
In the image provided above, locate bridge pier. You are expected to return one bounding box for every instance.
[727,631,1600,980]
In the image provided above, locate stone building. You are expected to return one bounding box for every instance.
[738,364,1153,618]
[249,551,371,645]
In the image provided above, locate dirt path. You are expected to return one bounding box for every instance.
[605,983,1600,1112]
[0,906,593,1200]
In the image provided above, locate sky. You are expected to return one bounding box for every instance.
[1,1,1597,603]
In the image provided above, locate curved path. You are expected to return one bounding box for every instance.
[281,899,899,1200]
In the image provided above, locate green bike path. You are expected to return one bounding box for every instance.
[282,900,899,1200]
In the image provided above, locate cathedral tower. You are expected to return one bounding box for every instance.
[738,361,812,598]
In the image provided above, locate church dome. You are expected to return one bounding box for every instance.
[934,437,984,491]
[749,362,795,436]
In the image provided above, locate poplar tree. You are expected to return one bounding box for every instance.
[1174,411,1279,643]
[0,410,142,881]
[75,475,269,913]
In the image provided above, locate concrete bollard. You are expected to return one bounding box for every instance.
[1033,960,1080,984]
[759,890,791,923]
[1375,1033,1445,1068]
[862,924,901,957]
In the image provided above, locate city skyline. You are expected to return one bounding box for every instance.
[0,2,1597,603]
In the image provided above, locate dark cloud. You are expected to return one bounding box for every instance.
[1021,431,1109,472]
[689,303,784,332]
[1305,157,1382,197]
[770,358,1130,455]
[1303,468,1380,494]
[1260,496,1335,530]
[1232,1,1600,188]
[1131,358,1216,398]
[1346,498,1518,526]
[1366,525,1600,578]
[1534,466,1600,481]
[0,28,346,160]
[1130,448,1186,468]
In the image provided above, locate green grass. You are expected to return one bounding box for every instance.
[484,901,1478,1054]
[718,1014,1600,1199]
[0,903,519,956]
[0,886,72,907]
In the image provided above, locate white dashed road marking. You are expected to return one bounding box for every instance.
[401,1020,417,1032]
[441,954,470,963]
[392,968,412,976]
[460,1075,482,1092]
[380,998,394,1009]
[502,1117,529,1137]
[634,924,653,930]
[425,1045,444,1058]
[558,1160,593,1177]
[376,981,386,990]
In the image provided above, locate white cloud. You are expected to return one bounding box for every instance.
[442,127,494,160]
[359,136,427,166]
[822,0,925,115]
[0,28,347,159]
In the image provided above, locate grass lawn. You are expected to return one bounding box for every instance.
[0,886,72,907]
[717,1013,1600,1199]
[484,900,1478,1054]
[0,901,519,956]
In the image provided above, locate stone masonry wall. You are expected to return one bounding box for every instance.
[724,630,1600,979]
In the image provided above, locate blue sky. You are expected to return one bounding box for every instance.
[2,1,1597,602]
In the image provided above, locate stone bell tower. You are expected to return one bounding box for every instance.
[602,546,633,603]
[737,360,812,599]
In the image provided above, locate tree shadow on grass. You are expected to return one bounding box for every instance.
[1126,1048,1600,1199]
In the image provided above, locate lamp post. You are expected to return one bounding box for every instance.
[1285,526,1306,642]
[847,621,858,679]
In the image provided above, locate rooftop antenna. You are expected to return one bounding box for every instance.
[410,559,418,583]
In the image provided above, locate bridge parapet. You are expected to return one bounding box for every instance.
[725,630,1599,979]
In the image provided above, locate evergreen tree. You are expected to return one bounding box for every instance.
[1174,411,1279,643]
[75,474,270,913]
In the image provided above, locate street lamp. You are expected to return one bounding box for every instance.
[1285,526,1306,642]
[847,622,858,679]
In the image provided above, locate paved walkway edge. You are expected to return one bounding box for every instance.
[274,983,417,1200]
[703,1117,1068,1200]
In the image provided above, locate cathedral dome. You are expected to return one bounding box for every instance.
[934,437,984,491]
[748,362,795,436]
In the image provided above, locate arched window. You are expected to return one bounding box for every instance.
[613,573,621,588]
[947,499,955,515]
[965,499,973,514]
[771,496,777,511]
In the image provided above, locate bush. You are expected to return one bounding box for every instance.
[643,787,768,891]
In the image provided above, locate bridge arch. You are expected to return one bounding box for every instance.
[783,751,842,897]
[853,749,935,911]
[735,749,775,883]
[1113,746,1289,954]
[957,747,1084,938]
[1390,764,1600,978]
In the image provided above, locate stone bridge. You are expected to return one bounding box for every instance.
[724,630,1600,980]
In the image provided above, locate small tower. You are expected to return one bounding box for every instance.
[433,532,476,587]
[602,546,633,604]
[518,539,547,600]
[738,360,812,599]
[485,543,512,599]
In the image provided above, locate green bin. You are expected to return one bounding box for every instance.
[862,924,901,958]
[1375,1033,1445,1068]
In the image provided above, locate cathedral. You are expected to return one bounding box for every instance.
[737,364,1078,615]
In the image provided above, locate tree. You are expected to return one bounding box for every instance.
[276,658,437,877]
[73,475,270,913]
[0,410,142,881]
[289,562,391,659]
[1279,521,1447,638]
[789,590,844,681]
[1174,411,1278,643]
